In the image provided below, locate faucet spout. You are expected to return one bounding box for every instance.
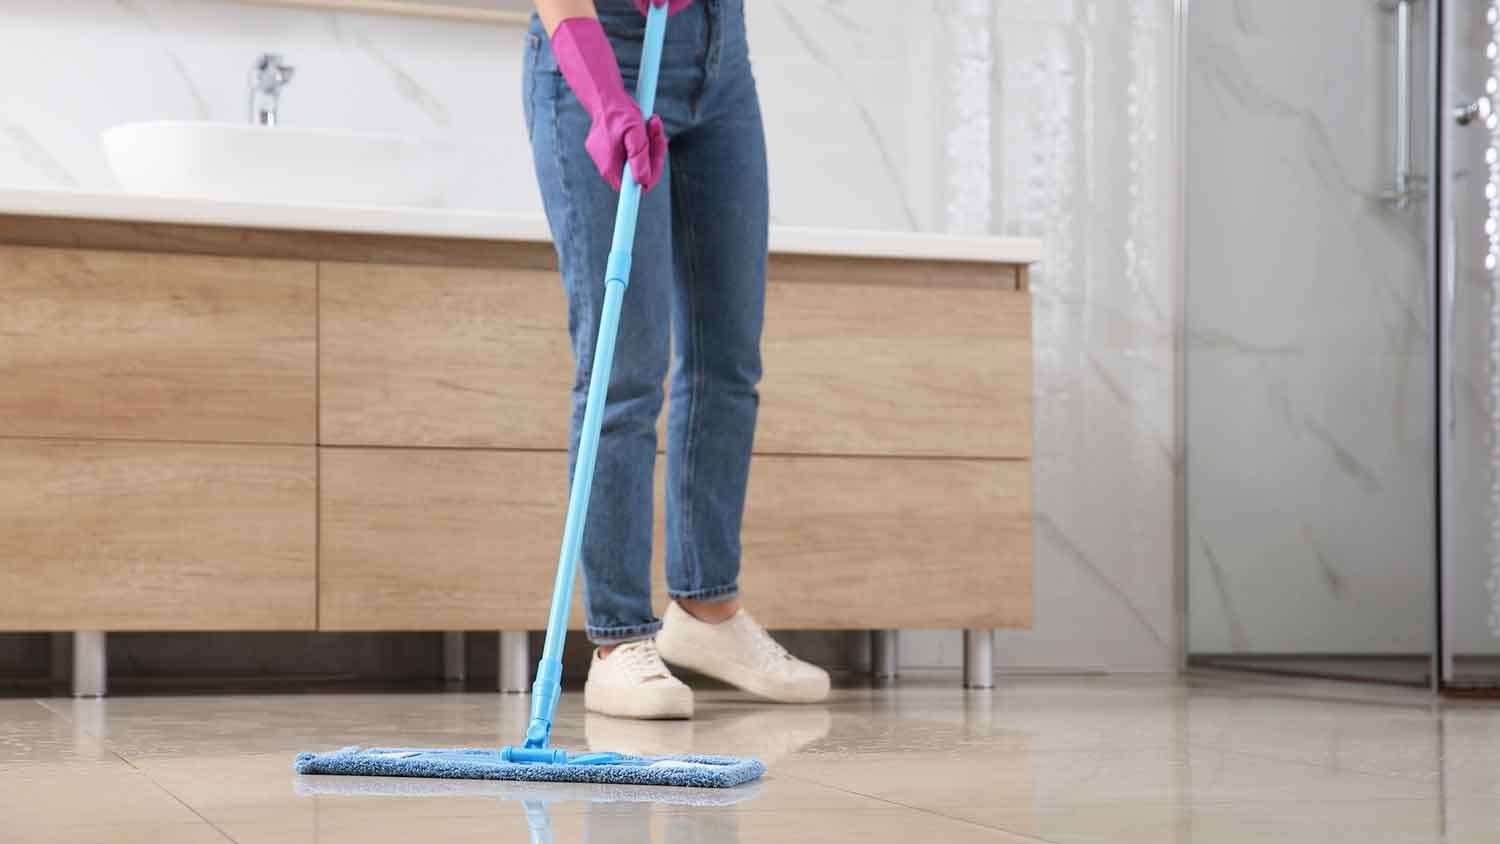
[249,53,295,126]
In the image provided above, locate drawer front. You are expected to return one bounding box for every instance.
[0,439,316,630]
[318,447,1028,631]
[318,447,573,630]
[320,261,1031,461]
[737,456,1032,629]
[0,246,316,443]
[756,281,1031,459]
[319,262,573,449]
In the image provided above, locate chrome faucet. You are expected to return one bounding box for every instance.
[249,54,295,126]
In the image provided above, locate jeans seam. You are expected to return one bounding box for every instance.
[675,168,706,597]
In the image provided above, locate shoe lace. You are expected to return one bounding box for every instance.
[617,640,671,681]
[737,611,794,667]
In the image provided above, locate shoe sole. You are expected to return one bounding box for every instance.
[657,638,830,704]
[583,682,694,720]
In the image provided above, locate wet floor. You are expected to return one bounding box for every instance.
[4,673,1500,842]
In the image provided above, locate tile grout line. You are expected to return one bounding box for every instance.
[34,697,240,842]
[110,748,241,843]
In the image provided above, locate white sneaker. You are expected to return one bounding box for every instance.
[657,601,832,703]
[584,639,694,720]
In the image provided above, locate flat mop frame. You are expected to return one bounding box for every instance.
[295,0,763,790]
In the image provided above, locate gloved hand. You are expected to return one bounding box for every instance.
[634,0,693,15]
[550,17,667,192]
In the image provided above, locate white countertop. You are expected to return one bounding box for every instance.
[0,186,1042,265]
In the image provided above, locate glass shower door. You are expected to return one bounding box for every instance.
[1184,0,1438,685]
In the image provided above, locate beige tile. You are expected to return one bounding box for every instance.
[0,760,203,827]
[778,745,1439,809]
[224,808,1039,844]
[4,822,231,844]
[949,800,1500,844]
[0,699,116,766]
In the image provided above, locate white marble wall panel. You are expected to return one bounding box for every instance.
[0,0,1185,672]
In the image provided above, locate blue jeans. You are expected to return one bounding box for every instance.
[523,0,767,644]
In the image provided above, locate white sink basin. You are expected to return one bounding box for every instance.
[103,121,445,207]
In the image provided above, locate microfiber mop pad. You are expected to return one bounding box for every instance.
[294,765,767,802]
[293,746,764,789]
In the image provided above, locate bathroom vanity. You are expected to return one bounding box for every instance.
[0,188,1039,692]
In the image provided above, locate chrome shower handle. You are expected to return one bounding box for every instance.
[1379,0,1425,207]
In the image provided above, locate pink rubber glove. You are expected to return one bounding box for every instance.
[633,0,693,15]
[550,17,667,193]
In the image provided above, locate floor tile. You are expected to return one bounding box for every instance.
[949,799,1500,844]
[778,745,1440,809]
[1,760,205,828]
[222,807,1038,844]
[5,822,232,844]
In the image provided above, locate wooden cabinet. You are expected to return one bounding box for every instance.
[0,439,316,631]
[0,246,316,444]
[0,219,1033,638]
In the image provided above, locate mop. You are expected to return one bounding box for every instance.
[294,2,764,790]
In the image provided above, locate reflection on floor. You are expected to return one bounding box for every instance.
[5,672,1500,842]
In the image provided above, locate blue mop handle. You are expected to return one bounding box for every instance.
[523,1,669,752]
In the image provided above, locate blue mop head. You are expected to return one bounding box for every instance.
[293,746,764,789]
[293,771,766,804]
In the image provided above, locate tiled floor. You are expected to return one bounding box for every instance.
[4,673,1500,842]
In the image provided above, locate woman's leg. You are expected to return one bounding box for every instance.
[661,77,769,610]
[652,2,829,704]
[525,23,673,647]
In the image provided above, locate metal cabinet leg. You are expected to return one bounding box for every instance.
[499,631,530,694]
[443,631,467,683]
[870,629,899,680]
[72,631,106,698]
[963,628,994,689]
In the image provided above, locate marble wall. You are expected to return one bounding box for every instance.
[0,0,1184,673]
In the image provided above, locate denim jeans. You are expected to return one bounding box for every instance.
[523,0,767,644]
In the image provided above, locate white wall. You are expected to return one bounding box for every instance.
[0,0,1184,673]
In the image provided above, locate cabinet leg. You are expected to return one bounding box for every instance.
[870,629,899,680]
[442,631,466,683]
[963,628,994,689]
[72,631,106,698]
[499,631,530,694]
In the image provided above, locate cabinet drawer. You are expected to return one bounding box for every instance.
[0,246,315,443]
[739,456,1032,629]
[756,280,1031,459]
[318,447,571,630]
[318,447,1028,631]
[0,439,316,630]
[319,262,573,449]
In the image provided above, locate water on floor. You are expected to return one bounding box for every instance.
[3,673,1500,842]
